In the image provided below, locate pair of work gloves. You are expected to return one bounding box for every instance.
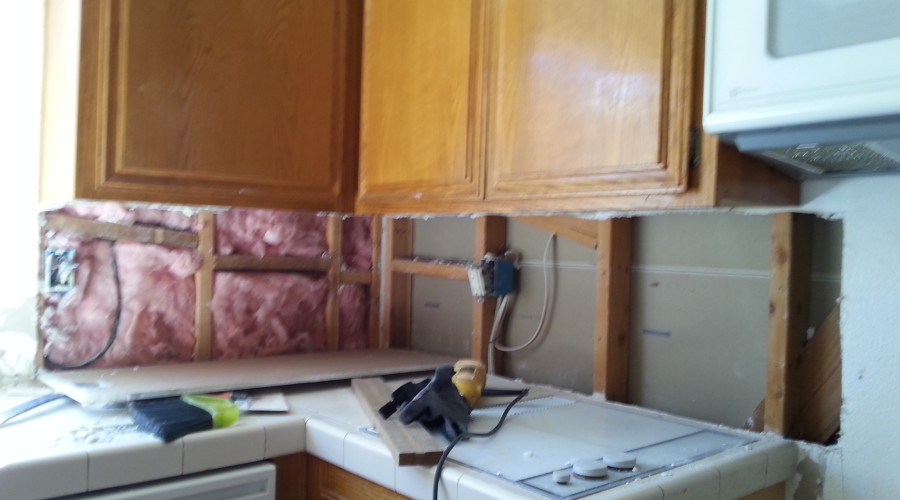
[378,365,470,441]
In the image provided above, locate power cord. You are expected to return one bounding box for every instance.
[431,388,529,500]
[487,233,556,373]
[44,240,122,370]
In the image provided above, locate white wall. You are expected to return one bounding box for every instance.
[800,176,900,499]
[0,1,43,377]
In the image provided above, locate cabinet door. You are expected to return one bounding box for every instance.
[484,0,695,203]
[357,0,485,211]
[306,455,406,500]
[76,0,360,211]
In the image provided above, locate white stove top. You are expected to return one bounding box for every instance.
[446,396,755,499]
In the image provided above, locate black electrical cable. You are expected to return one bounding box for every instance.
[44,241,122,370]
[431,389,529,500]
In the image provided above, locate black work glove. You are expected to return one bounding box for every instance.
[398,365,471,440]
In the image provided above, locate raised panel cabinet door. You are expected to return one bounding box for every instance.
[485,0,696,203]
[357,0,485,211]
[77,0,361,211]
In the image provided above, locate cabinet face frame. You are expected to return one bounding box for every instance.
[482,0,694,202]
[72,0,360,211]
[357,0,488,206]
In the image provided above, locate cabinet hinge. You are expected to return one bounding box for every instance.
[689,126,702,170]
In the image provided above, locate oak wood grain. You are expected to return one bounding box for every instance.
[306,455,407,500]
[485,0,687,199]
[358,0,485,205]
[71,0,361,211]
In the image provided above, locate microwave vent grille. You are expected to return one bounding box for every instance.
[758,140,900,178]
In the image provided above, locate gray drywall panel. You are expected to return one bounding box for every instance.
[629,270,770,428]
[507,218,597,266]
[410,275,472,359]
[500,264,597,395]
[634,213,772,271]
[413,217,475,260]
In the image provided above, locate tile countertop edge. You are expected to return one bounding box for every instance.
[1,377,799,500]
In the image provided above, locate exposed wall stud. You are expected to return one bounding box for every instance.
[765,212,813,435]
[593,218,633,402]
[326,215,343,351]
[382,218,413,348]
[473,216,508,367]
[194,211,216,361]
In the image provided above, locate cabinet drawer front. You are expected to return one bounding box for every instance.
[485,0,694,201]
[358,0,484,206]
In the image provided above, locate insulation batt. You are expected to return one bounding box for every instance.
[41,236,198,368]
[40,203,375,368]
[212,273,328,359]
[342,216,373,270]
[59,202,198,231]
[338,285,370,350]
[217,209,327,257]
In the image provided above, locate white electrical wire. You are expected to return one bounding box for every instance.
[487,233,556,373]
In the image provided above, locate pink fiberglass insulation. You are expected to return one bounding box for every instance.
[341,216,373,271]
[216,209,327,258]
[58,202,198,231]
[41,235,198,369]
[338,285,370,350]
[211,272,328,359]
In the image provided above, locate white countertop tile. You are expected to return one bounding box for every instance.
[0,375,798,500]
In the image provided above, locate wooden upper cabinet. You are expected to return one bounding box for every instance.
[358,0,485,207]
[43,0,362,211]
[357,0,797,214]
[486,0,689,200]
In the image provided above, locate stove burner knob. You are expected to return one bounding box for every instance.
[553,470,571,484]
[572,459,608,478]
[603,452,637,470]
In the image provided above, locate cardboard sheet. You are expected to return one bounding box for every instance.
[38,349,455,407]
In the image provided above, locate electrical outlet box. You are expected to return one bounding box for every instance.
[44,248,77,293]
[468,254,516,297]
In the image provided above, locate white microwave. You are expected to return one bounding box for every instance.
[703,0,900,177]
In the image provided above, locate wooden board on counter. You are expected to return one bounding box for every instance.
[38,349,456,408]
[351,377,444,466]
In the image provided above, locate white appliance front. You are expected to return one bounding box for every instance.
[704,0,900,134]
[61,462,276,500]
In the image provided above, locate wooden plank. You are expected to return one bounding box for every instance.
[593,218,633,403]
[391,258,470,281]
[383,218,412,348]
[745,304,841,443]
[38,348,457,407]
[514,216,598,249]
[214,255,331,273]
[793,304,841,442]
[351,377,444,466]
[765,213,812,436]
[326,215,343,352]
[43,213,199,248]
[473,216,507,367]
[340,270,373,284]
[368,216,383,349]
[194,211,216,362]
